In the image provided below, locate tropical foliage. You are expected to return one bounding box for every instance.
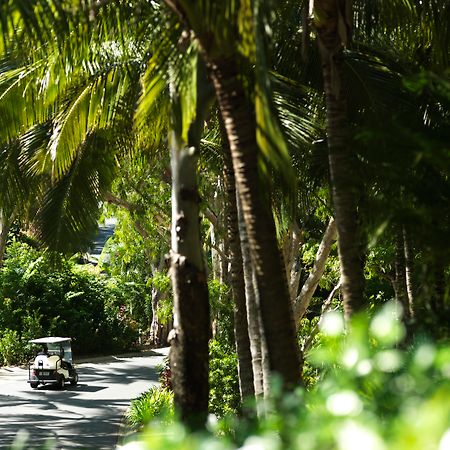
[118,306,450,450]
[0,241,139,365]
[0,0,449,447]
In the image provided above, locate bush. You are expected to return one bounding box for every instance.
[118,302,450,450]
[158,357,172,390]
[125,387,174,431]
[0,242,139,366]
[0,329,26,366]
[208,340,240,417]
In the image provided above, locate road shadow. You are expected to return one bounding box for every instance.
[0,394,126,449]
[1,354,164,449]
[32,383,106,393]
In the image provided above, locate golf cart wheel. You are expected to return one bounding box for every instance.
[57,374,65,390]
[70,372,78,386]
[30,382,39,389]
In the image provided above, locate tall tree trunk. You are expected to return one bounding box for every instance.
[238,195,267,398]
[403,226,415,319]
[220,238,229,286]
[210,180,223,281]
[394,230,410,322]
[222,129,255,403]
[210,220,221,280]
[168,64,211,429]
[150,288,160,344]
[0,214,9,268]
[149,256,170,347]
[209,57,301,388]
[313,0,365,319]
[0,209,15,267]
[282,221,304,303]
[293,217,337,328]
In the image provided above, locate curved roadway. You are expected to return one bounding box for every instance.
[0,348,169,449]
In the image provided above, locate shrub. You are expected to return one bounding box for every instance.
[119,302,450,450]
[158,357,172,390]
[0,329,26,366]
[0,242,139,365]
[125,387,174,431]
[208,340,240,417]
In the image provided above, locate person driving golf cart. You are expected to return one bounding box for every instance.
[37,344,49,356]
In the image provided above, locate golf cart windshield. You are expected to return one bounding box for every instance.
[29,337,73,364]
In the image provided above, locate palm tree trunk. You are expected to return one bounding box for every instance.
[0,208,15,267]
[149,256,169,347]
[209,179,226,283]
[0,211,9,268]
[169,129,210,428]
[168,65,211,429]
[150,280,160,345]
[222,126,255,402]
[314,0,365,319]
[210,220,220,280]
[238,194,267,398]
[209,57,301,388]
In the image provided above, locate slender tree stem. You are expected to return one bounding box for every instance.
[222,125,255,403]
[294,217,337,327]
[168,63,211,429]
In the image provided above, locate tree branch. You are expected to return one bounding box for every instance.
[301,281,341,355]
[104,191,137,212]
[293,217,337,328]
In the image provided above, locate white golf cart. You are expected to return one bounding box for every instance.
[27,337,79,389]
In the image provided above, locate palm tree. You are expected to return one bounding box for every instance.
[163,0,302,389]
[0,1,146,252]
[167,58,213,428]
[311,0,366,319]
[308,0,450,321]
[220,121,255,402]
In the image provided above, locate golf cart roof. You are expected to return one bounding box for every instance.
[29,337,72,344]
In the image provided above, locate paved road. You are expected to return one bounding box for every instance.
[89,219,116,260]
[0,348,169,449]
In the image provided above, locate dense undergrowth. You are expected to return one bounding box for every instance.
[0,241,143,366]
[119,302,450,450]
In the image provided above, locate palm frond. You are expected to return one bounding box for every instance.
[253,0,297,205]
[0,141,28,212]
[48,64,132,181]
[0,56,45,142]
[344,49,414,119]
[33,131,117,253]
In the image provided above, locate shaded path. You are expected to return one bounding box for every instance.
[88,218,117,263]
[0,348,169,449]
